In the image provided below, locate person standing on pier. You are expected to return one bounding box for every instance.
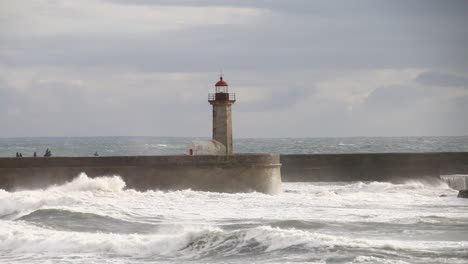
[44,148,52,157]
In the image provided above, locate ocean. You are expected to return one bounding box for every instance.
[1,136,468,157]
[1,136,468,263]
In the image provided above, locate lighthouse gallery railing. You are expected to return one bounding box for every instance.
[208,93,236,101]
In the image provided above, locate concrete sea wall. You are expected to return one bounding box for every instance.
[280,152,468,182]
[0,154,282,194]
[1,152,467,193]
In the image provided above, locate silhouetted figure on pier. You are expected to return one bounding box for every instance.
[33,152,37,157]
[16,152,19,158]
[94,152,99,157]
[44,148,52,157]
[19,153,22,157]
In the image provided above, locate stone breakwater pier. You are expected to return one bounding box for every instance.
[0,152,467,194]
[0,154,282,194]
[280,152,468,183]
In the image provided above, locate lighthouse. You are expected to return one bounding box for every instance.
[208,75,236,155]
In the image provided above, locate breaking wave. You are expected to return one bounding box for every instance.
[0,173,126,219]
[18,208,161,234]
[343,180,450,191]
[47,172,126,192]
[0,178,466,263]
[0,221,466,260]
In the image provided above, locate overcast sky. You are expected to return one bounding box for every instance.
[1,0,467,138]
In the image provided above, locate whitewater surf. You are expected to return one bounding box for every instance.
[0,174,467,263]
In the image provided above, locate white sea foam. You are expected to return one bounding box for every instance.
[0,189,80,219]
[243,225,468,252]
[0,173,126,219]
[47,173,126,193]
[0,179,461,224]
[0,221,215,257]
[1,180,467,263]
[440,174,468,190]
[353,255,410,264]
[1,221,466,259]
[338,143,356,146]
[343,180,449,192]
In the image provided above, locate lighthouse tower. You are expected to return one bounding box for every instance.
[208,75,236,155]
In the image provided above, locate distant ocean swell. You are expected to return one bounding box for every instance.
[1,136,467,157]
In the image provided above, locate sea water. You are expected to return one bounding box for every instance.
[0,137,467,263]
[1,136,467,157]
[0,174,467,263]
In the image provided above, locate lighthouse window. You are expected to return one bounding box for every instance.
[216,86,228,93]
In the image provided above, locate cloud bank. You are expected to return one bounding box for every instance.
[0,0,467,137]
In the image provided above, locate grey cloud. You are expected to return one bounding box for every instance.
[234,95,351,138]
[0,73,214,137]
[0,78,94,134]
[452,96,468,129]
[415,71,468,88]
[105,0,468,17]
[0,80,12,108]
[2,9,468,72]
[1,0,468,137]
[0,81,18,116]
[237,86,314,112]
[363,85,430,108]
[1,0,467,72]
[351,82,468,136]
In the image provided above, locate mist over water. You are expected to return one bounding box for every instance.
[1,174,467,264]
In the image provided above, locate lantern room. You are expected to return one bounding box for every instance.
[209,75,236,102]
[215,76,229,93]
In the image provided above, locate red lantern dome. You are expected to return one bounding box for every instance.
[208,75,235,102]
[215,76,228,87]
